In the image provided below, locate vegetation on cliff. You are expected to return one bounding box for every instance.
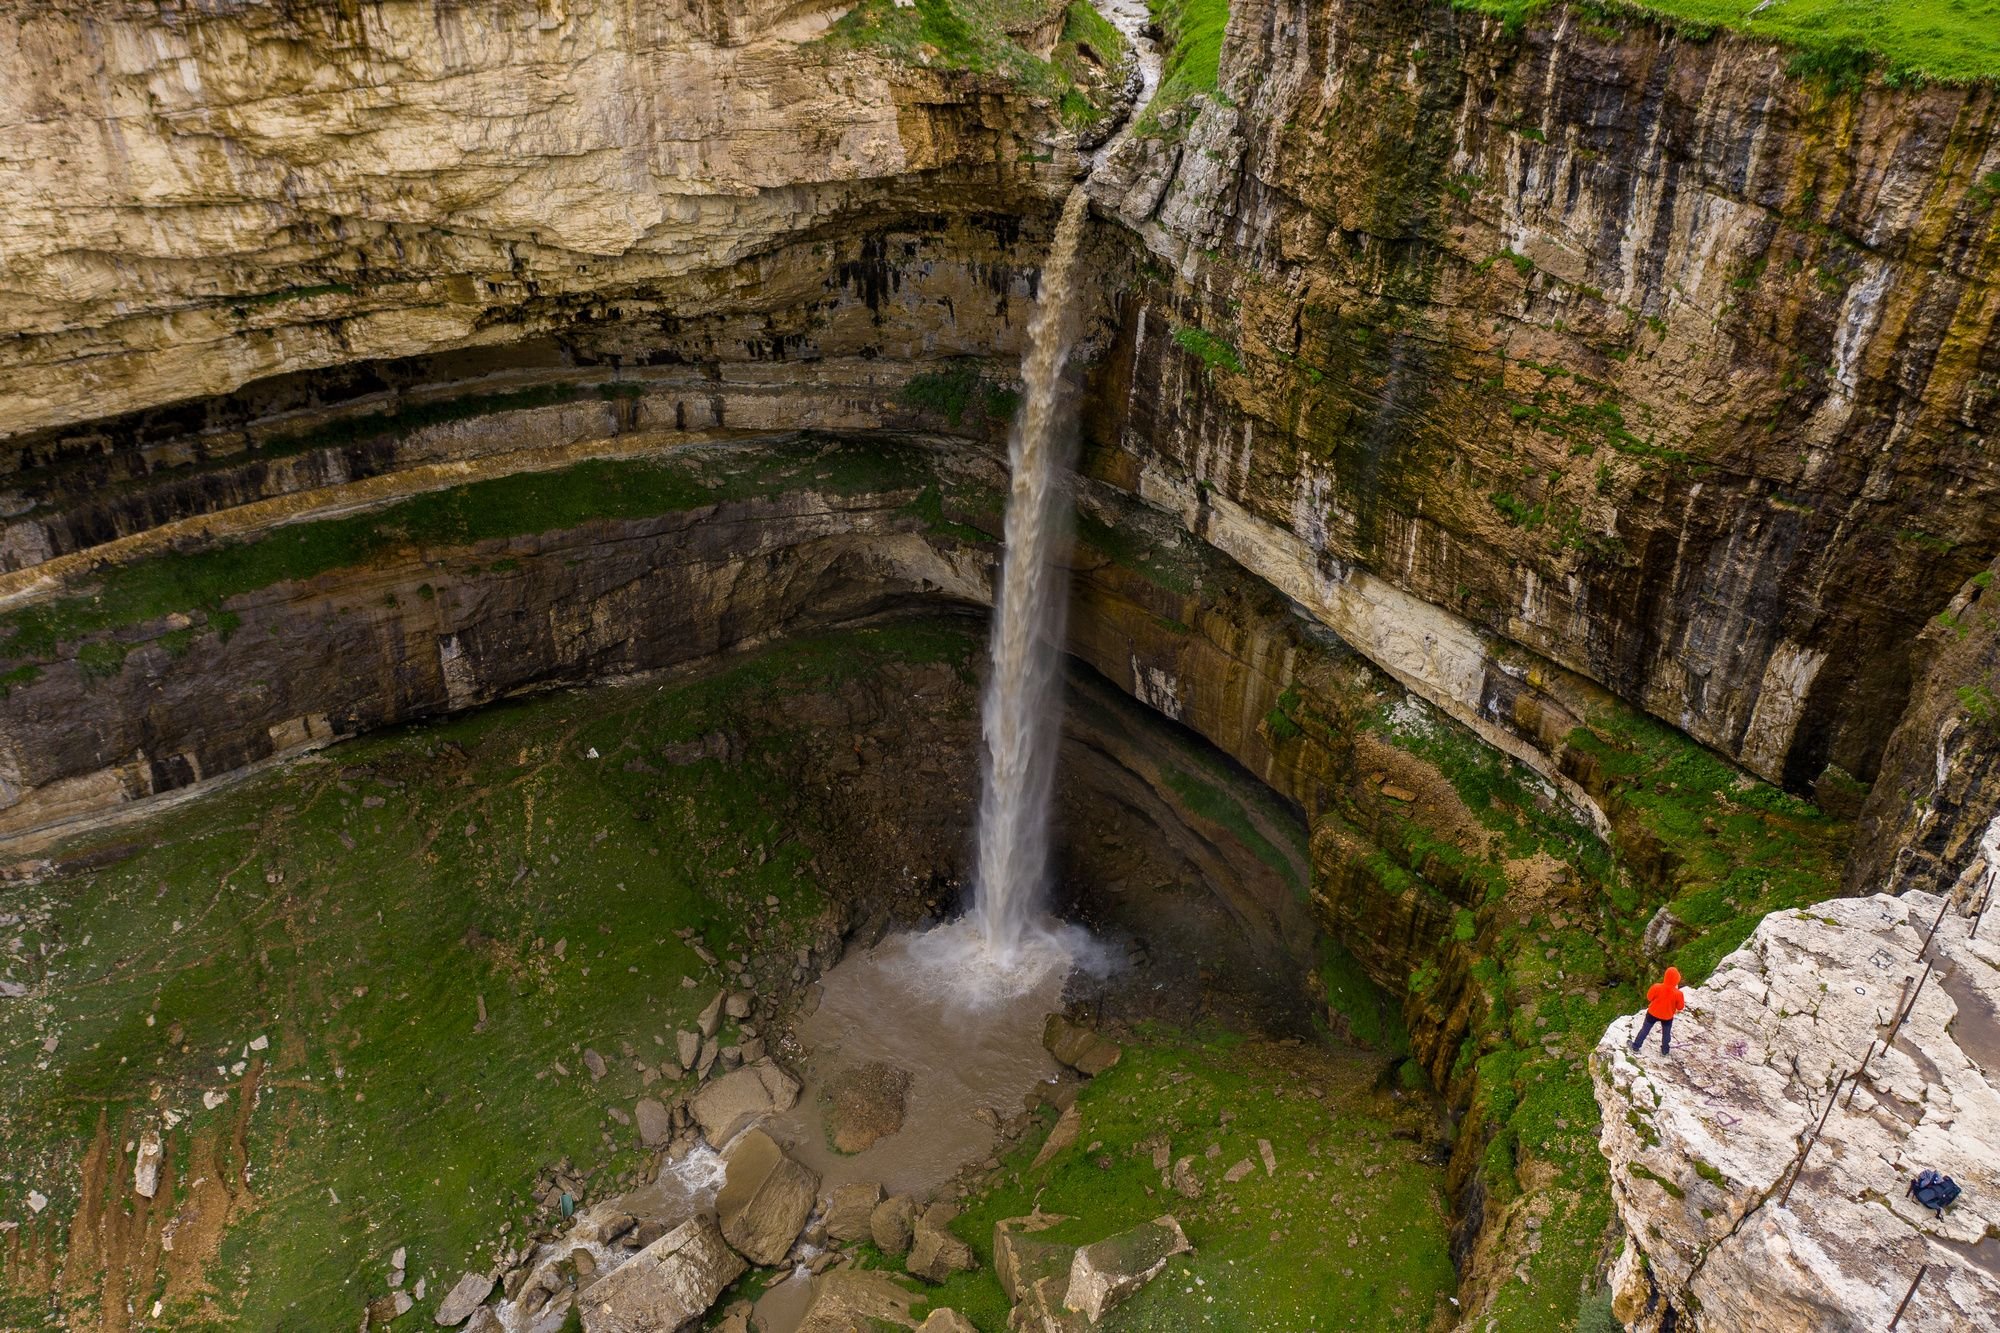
[0,436,962,666]
[1143,0,1231,132]
[1457,0,2000,83]
[916,1030,1456,1329]
[822,0,1131,125]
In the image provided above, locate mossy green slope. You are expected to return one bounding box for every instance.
[918,1029,1457,1330]
[1455,0,2000,83]
[0,620,975,1329]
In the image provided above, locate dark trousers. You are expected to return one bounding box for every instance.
[1632,1014,1673,1053]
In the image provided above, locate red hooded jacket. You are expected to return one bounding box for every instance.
[1647,967,1685,1021]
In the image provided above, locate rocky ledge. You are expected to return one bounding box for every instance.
[1593,890,2000,1332]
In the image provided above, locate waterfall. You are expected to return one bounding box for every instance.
[970,187,1093,960]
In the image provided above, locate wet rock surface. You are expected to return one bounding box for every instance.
[822,1060,913,1154]
[576,1215,745,1333]
[1594,891,2000,1332]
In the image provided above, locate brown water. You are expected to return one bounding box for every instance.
[762,928,1072,1197]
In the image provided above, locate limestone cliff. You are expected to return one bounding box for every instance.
[1592,890,1999,1332]
[1087,0,2000,806]
[0,0,1070,439]
[1,0,1999,1327]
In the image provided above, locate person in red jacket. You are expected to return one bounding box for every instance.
[1630,966,1685,1055]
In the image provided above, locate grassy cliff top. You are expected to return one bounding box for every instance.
[1459,0,2000,84]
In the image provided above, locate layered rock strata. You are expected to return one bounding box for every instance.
[1086,0,2000,806]
[1593,890,2000,1332]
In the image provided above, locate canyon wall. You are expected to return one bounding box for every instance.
[1087,0,2000,806]
[2,0,1998,1325]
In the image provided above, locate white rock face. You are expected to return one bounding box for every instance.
[0,0,1049,439]
[1593,891,2000,1332]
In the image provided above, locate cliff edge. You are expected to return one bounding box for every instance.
[1593,889,2000,1331]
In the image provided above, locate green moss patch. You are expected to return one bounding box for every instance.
[0,620,977,1328]
[0,436,952,665]
[917,1027,1456,1329]
[1454,0,2000,85]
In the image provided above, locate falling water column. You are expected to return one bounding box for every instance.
[971,187,1094,960]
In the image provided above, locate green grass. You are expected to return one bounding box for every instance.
[1169,326,1244,375]
[899,360,1020,428]
[819,0,1129,119]
[1454,0,2000,84]
[915,1027,1456,1330]
[0,620,980,1329]
[0,436,954,664]
[1143,0,1231,132]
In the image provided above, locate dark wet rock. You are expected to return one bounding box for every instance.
[869,1194,917,1256]
[822,1181,882,1242]
[823,1060,911,1153]
[715,1129,819,1266]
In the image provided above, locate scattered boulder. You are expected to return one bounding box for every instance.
[583,1048,608,1081]
[724,991,752,1020]
[697,992,725,1039]
[1170,1156,1203,1199]
[577,1215,745,1333]
[433,1271,494,1326]
[795,1269,917,1333]
[1063,1215,1190,1323]
[995,1215,1074,1302]
[1031,1103,1082,1170]
[676,1030,701,1070]
[716,1129,819,1266]
[907,1204,976,1283]
[133,1128,163,1199]
[687,1058,801,1146]
[634,1098,673,1149]
[823,1061,911,1153]
[822,1181,882,1242]
[1223,1159,1255,1184]
[869,1193,917,1255]
[463,1311,502,1333]
[1257,1139,1276,1176]
[918,1310,978,1333]
[1042,1015,1122,1077]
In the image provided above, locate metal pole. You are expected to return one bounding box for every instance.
[1886,1263,1928,1330]
[1886,961,1936,1045]
[1916,892,1955,957]
[1844,1039,1879,1108]
[1779,1070,1852,1208]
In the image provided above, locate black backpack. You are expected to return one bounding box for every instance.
[1909,1169,1961,1217]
